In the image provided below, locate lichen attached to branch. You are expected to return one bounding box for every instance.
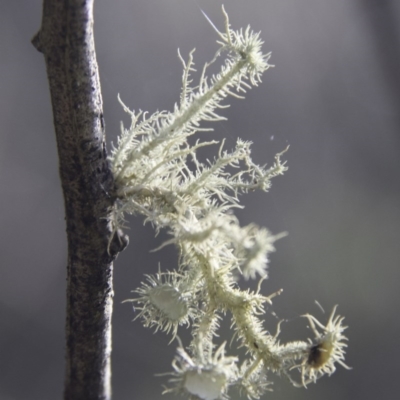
[110,7,350,400]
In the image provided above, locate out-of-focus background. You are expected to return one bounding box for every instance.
[1,0,399,399]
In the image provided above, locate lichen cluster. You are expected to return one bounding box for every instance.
[110,7,349,399]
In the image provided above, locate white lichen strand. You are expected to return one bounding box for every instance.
[299,305,351,386]
[122,270,200,340]
[165,341,238,400]
[111,7,349,399]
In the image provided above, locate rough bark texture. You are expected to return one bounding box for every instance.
[32,1,126,399]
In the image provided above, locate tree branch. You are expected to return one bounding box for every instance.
[33,1,127,399]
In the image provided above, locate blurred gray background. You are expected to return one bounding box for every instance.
[1,0,399,399]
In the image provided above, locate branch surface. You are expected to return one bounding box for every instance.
[33,1,126,399]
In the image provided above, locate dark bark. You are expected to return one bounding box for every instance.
[32,1,127,399]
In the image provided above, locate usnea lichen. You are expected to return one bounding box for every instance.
[110,6,349,399]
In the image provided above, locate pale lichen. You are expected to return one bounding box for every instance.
[111,7,349,399]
